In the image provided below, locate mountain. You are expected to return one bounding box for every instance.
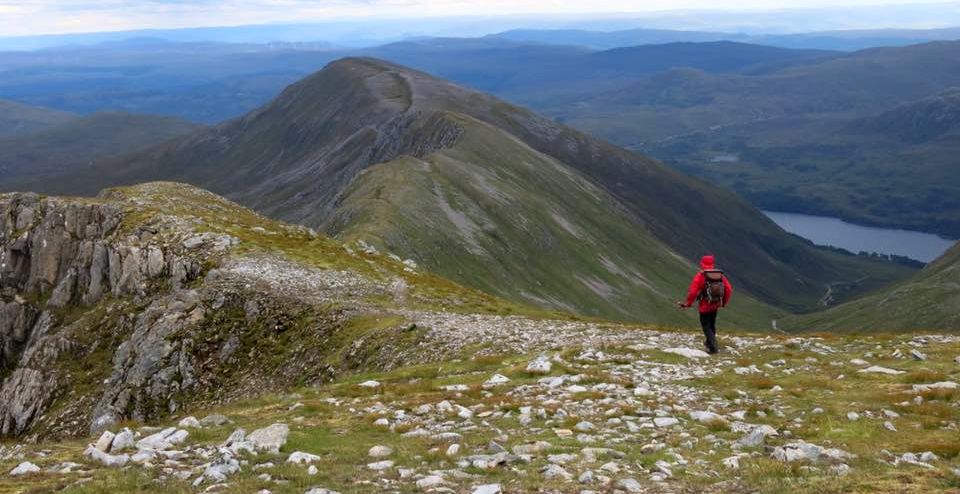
[545,41,960,238]
[0,99,76,136]
[0,112,200,185]
[20,58,913,320]
[788,241,960,331]
[365,40,835,105]
[493,26,960,51]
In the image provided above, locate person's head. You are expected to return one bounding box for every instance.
[700,255,715,270]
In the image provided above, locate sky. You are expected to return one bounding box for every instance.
[0,0,958,37]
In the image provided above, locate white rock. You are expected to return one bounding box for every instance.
[416,475,445,489]
[884,421,897,432]
[179,416,202,428]
[653,417,680,428]
[484,374,510,386]
[472,484,502,494]
[248,424,289,454]
[912,381,958,392]
[542,464,572,480]
[287,452,322,464]
[526,356,552,374]
[857,366,905,375]
[849,359,869,366]
[9,462,40,476]
[367,460,394,471]
[368,445,393,457]
[307,465,318,475]
[847,412,860,421]
[664,347,711,359]
[358,380,381,388]
[111,428,135,451]
[618,478,644,492]
[690,411,726,424]
[94,431,115,452]
[446,444,461,457]
[84,445,130,467]
[910,349,927,361]
[722,456,742,469]
[736,425,778,448]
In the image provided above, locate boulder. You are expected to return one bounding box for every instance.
[248,423,289,453]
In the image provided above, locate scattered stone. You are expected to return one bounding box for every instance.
[858,366,905,375]
[910,350,927,361]
[9,462,40,476]
[772,441,855,465]
[617,478,644,493]
[369,445,393,458]
[736,425,778,448]
[664,347,711,359]
[179,416,202,428]
[416,475,445,489]
[526,356,552,374]
[541,464,572,480]
[94,431,115,452]
[653,417,680,428]
[358,380,381,388]
[84,445,130,467]
[367,460,394,471]
[912,381,958,392]
[472,484,502,494]
[200,415,230,427]
[247,424,289,454]
[847,412,860,421]
[484,374,510,386]
[288,452,322,464]
[111,428,135,451]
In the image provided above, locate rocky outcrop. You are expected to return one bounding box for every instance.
[0,191,207,438]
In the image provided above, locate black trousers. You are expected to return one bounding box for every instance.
[699,311,719,353]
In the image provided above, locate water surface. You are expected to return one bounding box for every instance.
[764,211,956,263]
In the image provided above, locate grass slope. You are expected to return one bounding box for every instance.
[0,112,199,185]
[787,242,960,332]
[0,98,75,137]
[328,112,779,327]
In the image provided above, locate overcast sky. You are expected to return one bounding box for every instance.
[1,0,958,37]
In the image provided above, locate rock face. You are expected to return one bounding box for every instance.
[0,191,210,438]
[0,183,427,440]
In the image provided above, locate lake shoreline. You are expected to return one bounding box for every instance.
[764,210,957,263]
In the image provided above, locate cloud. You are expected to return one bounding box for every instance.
[0,0,956,37]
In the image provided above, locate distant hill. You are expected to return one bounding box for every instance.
[0,112,200,185]
[19,58,913,320]
[788,241,960,331]
[0,99,76,136]
[551,41,960,238]
[493,26,960,51]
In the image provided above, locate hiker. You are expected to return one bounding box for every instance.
[676,255,732,354]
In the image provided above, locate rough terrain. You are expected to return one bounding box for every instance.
[1,317,957,493]
[1,182,957,493]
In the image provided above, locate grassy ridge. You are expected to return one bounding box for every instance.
[330,113,781,327]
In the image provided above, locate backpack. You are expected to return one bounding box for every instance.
[700,269,725,304]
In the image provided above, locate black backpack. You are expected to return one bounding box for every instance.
[700,269,725,304]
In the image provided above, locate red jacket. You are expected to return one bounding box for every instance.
[684,255,733,313]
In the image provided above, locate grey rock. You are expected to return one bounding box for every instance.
[617,478,644,492]
[9,461,40,476]
[200,414,230,427]
[248,423,289,453]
